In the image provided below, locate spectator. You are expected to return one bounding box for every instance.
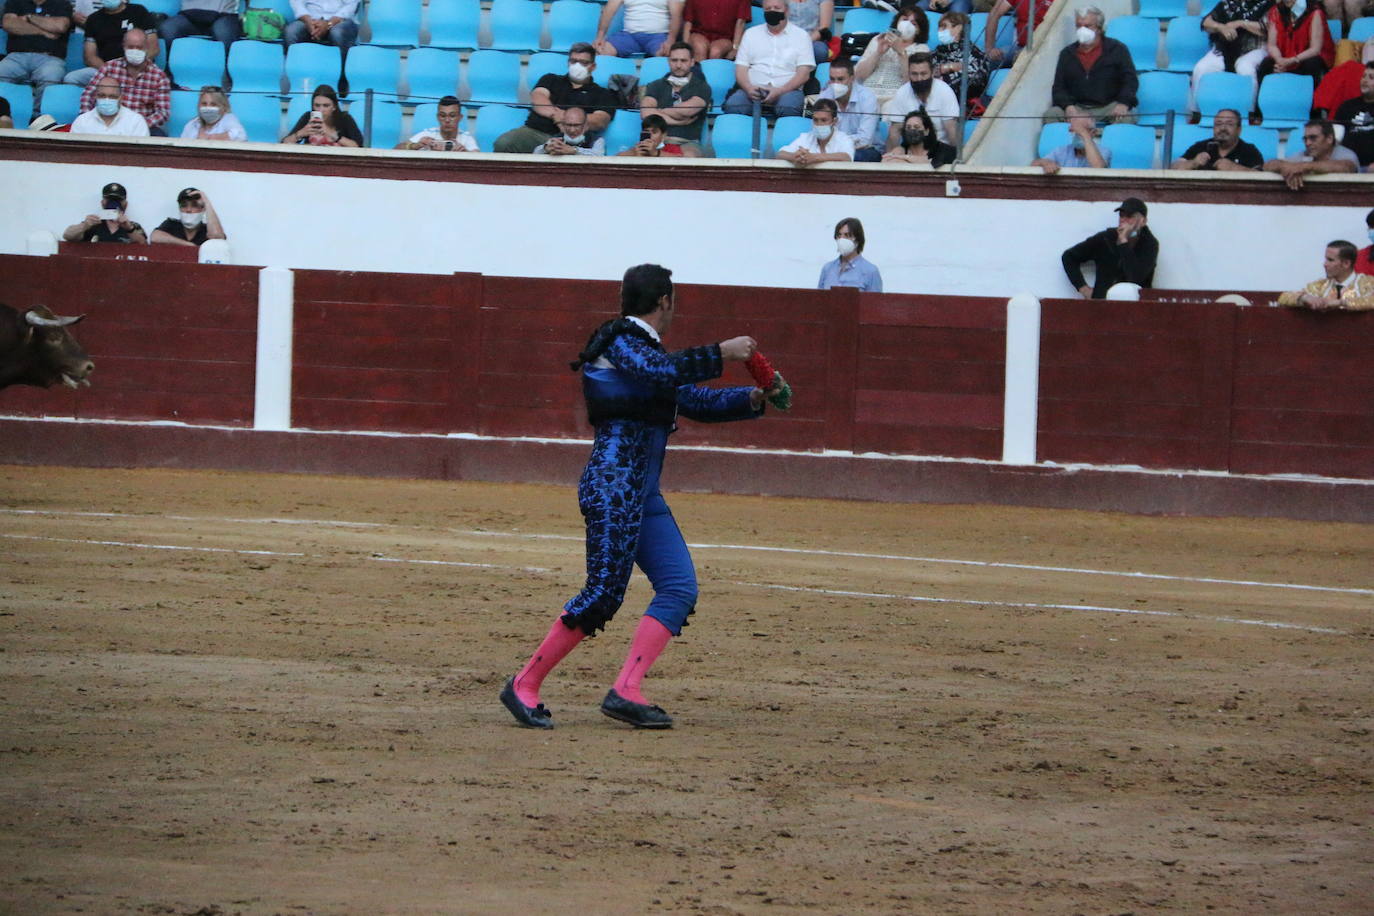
[1264,118,1359,187]
[64,0,158,88]
[281,84,362,147]
[1190,0,1271,111]
[932,12,991,100]
[62,181,147,243]
[722,0,813,118]
[0,0,73,105]
[1033,112,1111,172]
[1356,208,1374,276]
[1312,35,1374,115]
[1061,197,1158,299]
[618,113,685,156]
[396,95,477,152]
[595,0,682,59]
[284,0,358,54]
[69,73,150,134]
[1170,107,1263,169]
[77,28,169,134]
[818,217,882,292]
[150,187,226,247]
[158,1,242,50]
[0,95,12,128]
[854,2,929,108]
[639,41,710,156]
[1045,7,1138,124]
[1276,239,1374,309]
[983,0,1053,70]
[818,57,881,162]
[532,106,607,156]
[777,96,855,164]
[180,85,247,142]
[785,0,835,63]
[883,52,959,146]
[881,107,957,165]
[683,0,749,60]
[1257,0,1334,87]
[495,44,617,154]
[1332,62,1374,168]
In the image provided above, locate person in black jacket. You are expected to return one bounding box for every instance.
[1061,197,1159,299]
[1044,7,1139,124]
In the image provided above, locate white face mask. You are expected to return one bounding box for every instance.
[937,29,953,45]
[125,48,146,66]
[179,210,205,228]
[199,106,222,125]
[562,132,585,146]
[666,74,690,88]
[896,20,917,40]
[95,97,120,117]
[831,81,850,98]
[1076,26,1097,45]
[813,123,833,140]
[568,62,590,82]
[836,237,857,256]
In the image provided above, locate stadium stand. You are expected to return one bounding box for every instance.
[169,37,228,90]
[464,50,523,106]
[345,44,403,98]
[425,3,481,50]
[366,0,424,48]
[228,40,286,96]
[488,0,546,52]
[1256,72,1314,129]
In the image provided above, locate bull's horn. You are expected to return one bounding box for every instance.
[24,310,83,328]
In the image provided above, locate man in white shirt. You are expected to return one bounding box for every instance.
[883,52,960,148]
[776,98,854,165]
[69,74,150,136]
[284,0,358,52]
[817,58,879,162]
[721,0,812,118]
[396,96,478,152]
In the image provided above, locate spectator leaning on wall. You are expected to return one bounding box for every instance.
[1276,239,1374,310]
[1263,118,1359,188]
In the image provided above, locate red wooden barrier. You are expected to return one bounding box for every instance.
[58,241,200,263]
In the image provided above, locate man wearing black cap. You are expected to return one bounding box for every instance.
[150,187,227,247]
[1061,197,1158,299]
[61,181,147,244]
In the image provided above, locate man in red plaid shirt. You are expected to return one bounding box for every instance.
[77,27,169,134]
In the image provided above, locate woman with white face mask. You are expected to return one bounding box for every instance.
[854,2,930,105]
[179,86,247,142]
[150,188,228,247]
[818,217,883,292]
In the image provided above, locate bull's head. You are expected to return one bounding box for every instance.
[21,306,94,389]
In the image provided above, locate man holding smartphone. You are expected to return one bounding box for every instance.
[62,181,148,245]
[396,96,478,153]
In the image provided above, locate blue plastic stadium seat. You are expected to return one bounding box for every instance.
[1134,70,1189,127]
[487,0,545,51]
[1257,72,1313,128]
[548,0,601,53]
[404,47,461,101]
[228,40,285,95]
[840,8,891,36]
[343,44,402,98]
[473,103,527,151]
[228,92,284,142]
[1101,122,1156,168]
[464,50,522,106]
[526,51,569,94]
[699,58,736,112]
[360,98,405,147]
[1350,17,1374,42]
[1037,121,1071,158]
[1167,123,1210,160]
[65,30,84,72]
[814,62,829,87]
[963,117,979,144]
[1195,70,1252,123]
[1106,16,1161,71]
[366,0,423,47]
[770,115,810,155]
[0,81,34,128]
[1246,126,1279,162]
[985,67,1009,99]
[285,42,343,95]
[1164,16,1209,73]
[639,56,669,87]
[708,113,757,158]
[602,107,642,154]
[926,11,941,46]
[594,55,637,85]
[140,0,179,14]
[168,36,227,90]
[168,88,200,133]
[1137,0,1189,19]
[426,2,480,49]
[38,84,84,124]
[410,101,439,134]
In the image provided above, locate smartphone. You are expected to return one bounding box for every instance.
[638,130,651,142]
[309,110,323,121]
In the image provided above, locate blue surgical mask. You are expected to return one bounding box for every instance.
[937,29,953,45]
[1368,228,1374,244]
[101,0,121,9]
[95,97,120,117]
[813,123,833,140]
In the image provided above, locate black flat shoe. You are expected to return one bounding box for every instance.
[500,676,553,729]
[600,688,673,729]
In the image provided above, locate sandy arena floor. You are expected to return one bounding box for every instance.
[1,465,1371,915]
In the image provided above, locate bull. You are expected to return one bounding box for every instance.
[0,304,95,391]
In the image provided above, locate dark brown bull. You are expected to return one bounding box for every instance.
[0,304,95,391]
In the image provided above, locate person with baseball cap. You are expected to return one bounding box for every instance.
[1060,197,1158,300]
[61,181,147,244]
[150,187,226,247]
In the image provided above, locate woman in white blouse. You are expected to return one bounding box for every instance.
[179,86,248,142]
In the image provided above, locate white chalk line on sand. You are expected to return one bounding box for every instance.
[2,508,1368,599]
[3,529,1352,637]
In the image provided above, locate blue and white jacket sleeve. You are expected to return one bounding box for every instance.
[605,334,723,388]
[676,384,763,423]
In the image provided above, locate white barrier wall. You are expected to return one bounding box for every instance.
[0,153,1367,298]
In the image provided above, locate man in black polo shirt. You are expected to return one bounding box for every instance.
[639,41,711,157]
[1170,108,1263,171]
[1334,63,1374,170]
[495,42,618,154]
[0,0,73,103]
[61,182,148,245]
[63,0,158,87]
